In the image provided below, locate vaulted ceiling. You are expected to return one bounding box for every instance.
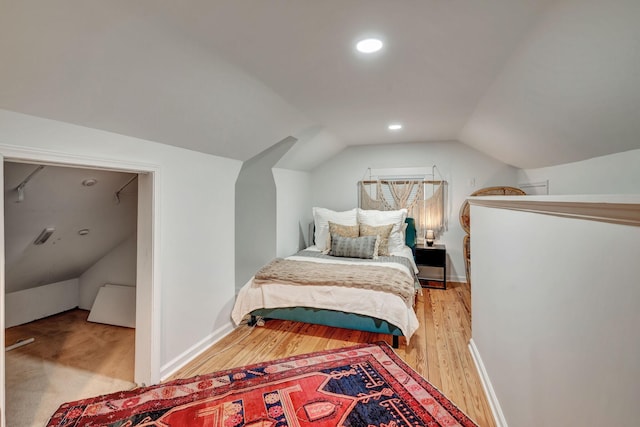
[1,0,638,170]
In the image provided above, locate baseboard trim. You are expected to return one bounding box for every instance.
[160,322,235,381]
[445,274,467,283]
[468,338,508,427]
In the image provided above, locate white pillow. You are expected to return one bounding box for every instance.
[312,207,358,251]
[357,208,408,254]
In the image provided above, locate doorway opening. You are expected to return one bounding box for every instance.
[4,162,139,425]
[0,148,159,426]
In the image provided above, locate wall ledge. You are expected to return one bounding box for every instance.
[469,195,640,227]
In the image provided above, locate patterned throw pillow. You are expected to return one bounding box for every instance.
[329,221,359,238]
[359,223,394,256]
[324,221,360,253]
[330,235,378,259]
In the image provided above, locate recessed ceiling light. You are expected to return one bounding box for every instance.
[388,123,403,131]
[78,229,90,236]
[82,178,97,187]
[356,38,383,53]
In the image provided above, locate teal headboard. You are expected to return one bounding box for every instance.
[405,217,417,250]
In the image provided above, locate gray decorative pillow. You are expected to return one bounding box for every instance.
[330,235,378,259]
[323,221,361,254]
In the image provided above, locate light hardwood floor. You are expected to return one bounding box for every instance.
[171,281,496,427]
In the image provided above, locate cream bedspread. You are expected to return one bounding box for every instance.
[254,258,416,305]
[231,246,420,340]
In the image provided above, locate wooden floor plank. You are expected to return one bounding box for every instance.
[404,291,428,378]
[423,289,443,390]
[429,288,457,399]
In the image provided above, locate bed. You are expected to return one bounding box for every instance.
[231,208,420,348]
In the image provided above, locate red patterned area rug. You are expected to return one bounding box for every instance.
[47,342,478,426]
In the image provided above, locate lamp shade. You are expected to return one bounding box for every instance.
[425,229,435,246]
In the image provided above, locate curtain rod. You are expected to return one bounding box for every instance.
[360,179,445,185]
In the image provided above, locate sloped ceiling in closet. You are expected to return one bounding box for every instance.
[0,0,639,170]
[4,162,137,293]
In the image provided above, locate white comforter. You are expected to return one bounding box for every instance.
[231,246,420,341]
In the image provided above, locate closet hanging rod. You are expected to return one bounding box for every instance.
[114,175,138,204]
[15,165,45,203]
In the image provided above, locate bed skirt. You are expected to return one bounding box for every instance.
[249,306,402,348]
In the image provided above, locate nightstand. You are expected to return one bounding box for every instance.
[414,244,447,289]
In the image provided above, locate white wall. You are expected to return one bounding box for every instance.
[234,137,297,292]
[470,197,640,426]
[5,278,78,328]
[310,141,518,281]
[273,168,312,256]
[79,234,137,310]
[518,148,640,195]
[0,109,242,377]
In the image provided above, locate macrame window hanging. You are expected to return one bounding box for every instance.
[359,177,447,242]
